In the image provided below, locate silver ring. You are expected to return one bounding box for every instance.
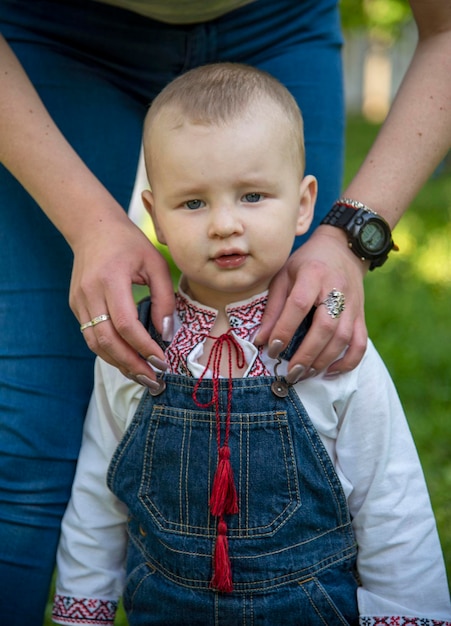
[320,290,346,319]
[80,313,111,332]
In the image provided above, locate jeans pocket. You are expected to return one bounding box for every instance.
[123,558,156,617]
[137,405,301,537]
[297,575,358,625]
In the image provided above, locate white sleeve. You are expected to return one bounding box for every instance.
[297,341,450,620]
[334,343,451,619]
[53,358,144,625]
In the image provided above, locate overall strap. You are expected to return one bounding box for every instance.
[137,296,168,352]
[279,307,315,361]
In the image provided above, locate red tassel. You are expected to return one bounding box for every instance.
[210,445,238,517]
[192,332,243,592]
[211,519,233,593]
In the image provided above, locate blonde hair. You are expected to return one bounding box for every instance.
[144,63,305,172]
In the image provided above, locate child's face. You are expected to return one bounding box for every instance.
[143,106,316,308]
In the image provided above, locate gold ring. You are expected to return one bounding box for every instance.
[80,313,111,332]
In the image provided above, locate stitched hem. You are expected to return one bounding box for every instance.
[360,617,451,626]
[52,595,117,624]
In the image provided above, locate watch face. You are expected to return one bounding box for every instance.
[360,220,387,252]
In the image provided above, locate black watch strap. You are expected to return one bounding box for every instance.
[321,202,360,228]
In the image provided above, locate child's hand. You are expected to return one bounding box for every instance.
[255,225,368,379]
[70,214,175,384]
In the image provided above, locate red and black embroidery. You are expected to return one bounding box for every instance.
[360,617,451,626]
[52,595,117,624]
[166,291,269,377]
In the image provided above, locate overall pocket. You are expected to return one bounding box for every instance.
[137,403,301,538]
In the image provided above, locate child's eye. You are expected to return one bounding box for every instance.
[242,193,263,203]
[184,199,204,210]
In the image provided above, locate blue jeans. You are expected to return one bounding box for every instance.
[0,0,344,622]
[108,375,359,624]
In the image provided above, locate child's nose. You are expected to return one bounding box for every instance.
[208,204,244,238]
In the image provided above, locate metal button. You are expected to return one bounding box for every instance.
[271,379,289,397]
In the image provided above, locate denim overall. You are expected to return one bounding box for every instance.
[107,301,359,625]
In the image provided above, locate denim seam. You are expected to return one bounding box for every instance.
[159,376,282,392]
[136,525,354,559]
[131,533,356,591]
[301,576,349,625]
[107,404,144,490]
[313,577,350,623]
[240,416,247,528]
[139,405,159,519]
[126,562,157,614]
[301,582,329,626]
[288,392,348,526]
[249,593,254,626]
[214,592,219,626]
[179,414,188,527]
[232,529,355,559]
[275,409,301,521]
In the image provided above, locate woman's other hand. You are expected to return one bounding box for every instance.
[256,226,368,379]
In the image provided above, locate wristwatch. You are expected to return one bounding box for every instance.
[320,198,398,270]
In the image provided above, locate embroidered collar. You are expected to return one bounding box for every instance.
[165,287,269,376]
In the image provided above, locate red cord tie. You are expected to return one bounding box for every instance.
[192,330,245,593]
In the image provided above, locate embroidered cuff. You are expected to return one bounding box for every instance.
[52,595,117,625]
[360,617,451,626]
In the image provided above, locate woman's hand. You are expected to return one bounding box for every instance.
[0,35,174,387]
[70,213,175,383]
[256,226,369,379]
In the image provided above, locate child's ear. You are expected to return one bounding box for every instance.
[141,189,167,245]
[295,175,317,236]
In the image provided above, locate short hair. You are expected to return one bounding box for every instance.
[144,63,305,172]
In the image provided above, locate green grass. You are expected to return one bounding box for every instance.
[44,117,450,625]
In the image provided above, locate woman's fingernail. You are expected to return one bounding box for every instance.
[285,364,306,384]
[136,374,166,395]
[162,316,174,342]
[324,370,341,380]
[147,355,168,371]
[303,367,317,380]
[268,339,285,359]
[286,366,317,384]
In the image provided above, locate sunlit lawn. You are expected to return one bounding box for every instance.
[44,117,450,625]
